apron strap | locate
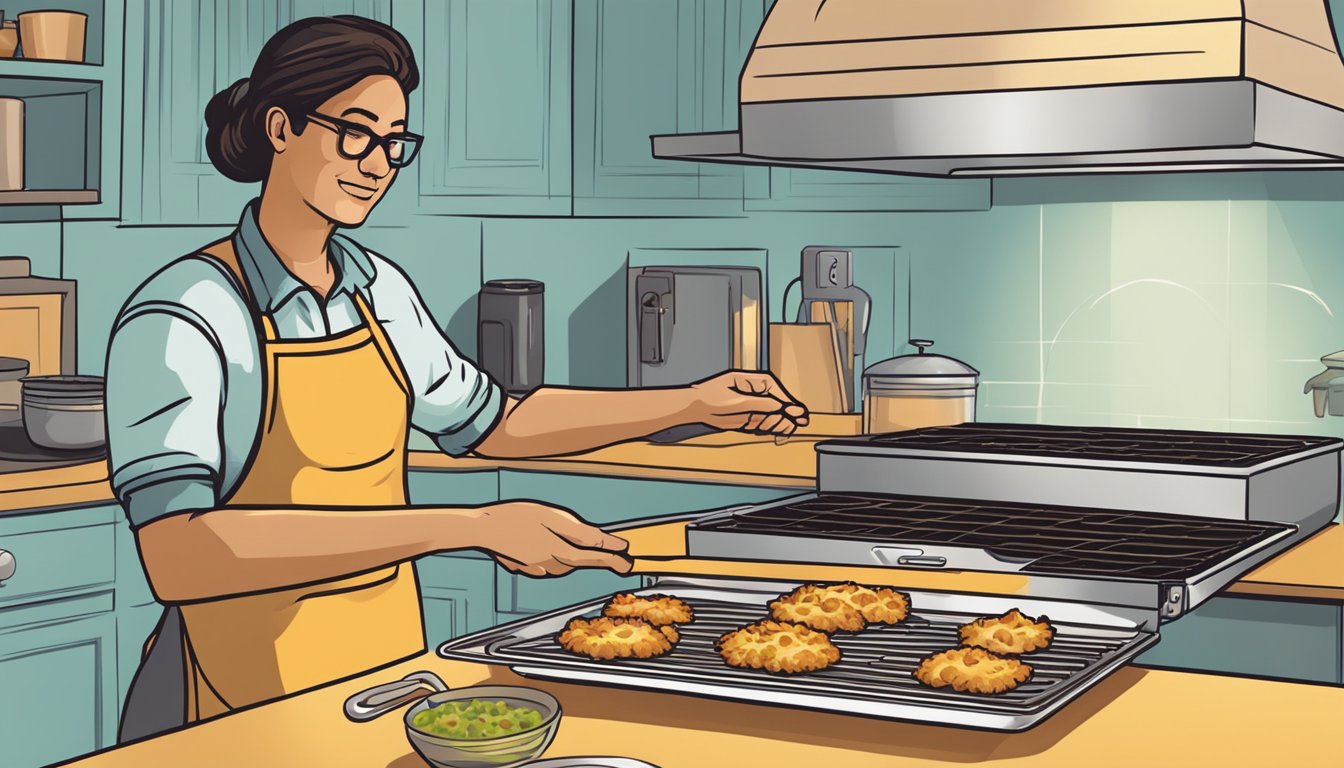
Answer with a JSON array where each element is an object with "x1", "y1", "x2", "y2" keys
[
  {"x1": 353, "y1": 291, "x2": 411, "y2": 397},
  {"x1": 199, "y1": 236, "x2": 280, "y2": 342}
]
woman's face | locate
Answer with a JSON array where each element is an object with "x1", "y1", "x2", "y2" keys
[{"x1": 268, "y1": 75, "x2": 407, "y2": 227}]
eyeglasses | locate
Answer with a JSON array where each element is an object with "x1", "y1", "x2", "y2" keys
[{"x1": 305, "y1": 112, "x2": 423, "y2": 168}]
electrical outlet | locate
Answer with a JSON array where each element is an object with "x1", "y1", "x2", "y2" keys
[{"x1": 815, "y1": 249, "x2": 852, "y2": 289}]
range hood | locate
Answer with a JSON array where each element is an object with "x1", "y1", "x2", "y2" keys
[{"x1": 653, "y1": 0, "x2": 1344, "y2": 177}]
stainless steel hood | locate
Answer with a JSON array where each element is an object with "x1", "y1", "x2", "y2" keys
[{"x1": 653, "y1": 0, "x2": 1344, "y2": 177}]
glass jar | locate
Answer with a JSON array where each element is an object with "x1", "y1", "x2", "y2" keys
[{"x1": 862, "y1": 340, "x2": 978, "y2": 434}]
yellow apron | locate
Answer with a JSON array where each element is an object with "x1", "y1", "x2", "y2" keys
[{"x1": 175, "y1": 240, "x2": 424, "y2": 721}]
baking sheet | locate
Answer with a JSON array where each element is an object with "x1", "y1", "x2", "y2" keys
[{"x1": 440, "y1": 583, "x2": 1159, "y2": 731}]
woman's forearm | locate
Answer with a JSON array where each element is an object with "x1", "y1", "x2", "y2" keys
[
  {"x1": 472, "y1": 386, "x2": 698, "y2": 458},
  {"x1": 137, "y1": 505, "x2": 487, "y2": 603}
]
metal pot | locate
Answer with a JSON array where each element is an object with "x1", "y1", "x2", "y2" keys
[
  {"x1": 861, "y1": 339, "x2": 978, "y2": 434},
  {"x1": 21, "y1": 375, "x2": 105, "y2": 450}
]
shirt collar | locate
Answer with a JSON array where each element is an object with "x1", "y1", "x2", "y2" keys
[{"x1": 232, "y1": 199, "x2": 376, "y2": 313}]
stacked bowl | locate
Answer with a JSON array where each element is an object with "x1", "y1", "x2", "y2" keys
[{"x1": 21, "y1": 375, "x2": 106, "y2": 450}]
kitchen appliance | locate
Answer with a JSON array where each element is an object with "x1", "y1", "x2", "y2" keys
[
  {"x1": 21, "y1": 375, "x2": 105, "y2": 450},
  {"x1": 1304, "y1": 350, "x2": 1344, "y2": 416},
  {"x1": 478, "y1": 279, "x2": 544, "y2": 396},
  {"x1": 628, "y1": 266, "x2": 762, "y2": 388},
  {"x1": 862, "y1": 339, "x2": 978, "y2": 433},
  {"x1": 16, "y1": 11, "x2": 86, "y2": 62},
  {"x1": 0, "y1": 98, "x2": 21, "y2": 191},
  {"x1": 654, "y1": 0, "x2": 1344, "y2": 176},
  {"x1": 441, "y1": 422, "x2": 1340, "y2": 730},
  {"x1": 0, "y1": 259, "x2": 77, "y2": 376},
  {"x1": 793, "y1": 247, "x2": 869, "y2": 411},
  {"x1": 0, "y1": 356, "x2": 27, "y2": 425}
]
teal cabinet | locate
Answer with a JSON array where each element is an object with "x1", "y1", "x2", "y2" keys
[
  {"x1": 745, "y1": 166, "x2": 991, "y2": 212},
  {"x1": 0, "y1": 607, "x2": 118, "y2": 768},
  {"x1": 0, "y1": 506, "x2": 116, "y2": 616},
  {"x1": 573, "y1": 0, "x2": 764, "y2": 216},
  {"x1": 419, "y1": 555, "x2": 497, "y2": 645},
  {"x1": 122, "y1": 0, "x2": 393, "y2": 224},
  {"x1": 495, "y1": 471, "x2": 796, "y2": 614},
  {"x1": 1138, "y1": 596, "x2": 1343, "y2": 684},
  {"x1": 402, "y1": 0, "x2": 572, "y2": 216}
]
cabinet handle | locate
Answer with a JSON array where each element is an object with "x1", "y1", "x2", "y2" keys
[{"x1": 0, "y1": 549, "x2": 13, "y2": 586}]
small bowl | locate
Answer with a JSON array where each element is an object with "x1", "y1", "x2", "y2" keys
[{"x1": 404, "y1": 686, "x2": 562, "y2": 768}]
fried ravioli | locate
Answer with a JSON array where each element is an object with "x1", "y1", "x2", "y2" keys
[
  {"x1": 769, "y1": 582, "x2": 909, "y2": 633},
  {"x1": 959, "y1": 609, "x2": 1054, "y2": 655},
  {"x1": 913, "y1": 647, "x2": 1033, "y2": 694},
  {"x1": 557, "y1": 616, "x2": 679, "y2": 660},
  {"x1": 601, "y1": 593, "x2": 694, "y2": 626},
  {"x1": 718, "y1": 620, "x2": 841, "y2": 674}
]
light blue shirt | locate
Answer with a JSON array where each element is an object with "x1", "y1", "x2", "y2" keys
[{"x1": 106, "y1": 201, "x2": 503, "y2": 527}]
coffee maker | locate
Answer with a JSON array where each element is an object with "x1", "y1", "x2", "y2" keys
[{"x1": 796, "y1": 247, "x2": 870, "y2": 411}]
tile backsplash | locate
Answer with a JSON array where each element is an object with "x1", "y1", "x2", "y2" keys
[{"x1": 9, "y1": 173, "x2": 1344, "y2": 439}]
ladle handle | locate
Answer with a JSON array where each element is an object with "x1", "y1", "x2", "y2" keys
[{"x1": 343, "y1": 671, "x2": 448, "y2": 722}]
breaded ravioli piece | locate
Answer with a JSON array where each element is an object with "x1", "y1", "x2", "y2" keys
[
  {"x1": 914, "y1": 647, "x2": 1033, "y2": 694},
  {"x1": 558, "y1": 617, "x2": 679, "y2": 660},
  {"x1": 769, "y1": 584, "x2": 866, "y2": 632},
  {"x1": 718, "y1": 620, "x2": 841, "y2": 674},
  {"x1": 959, "y1": 609, "x2": 1054, "y2": 655},
  {"x1": 770, "y1": 582, "x2": 910, "y2": 632},
  {"x1": 602, "y1": 593, "x2": 694, "y2": 626}
]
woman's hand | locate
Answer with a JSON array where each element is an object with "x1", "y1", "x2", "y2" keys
[
  {"x1": 688, "y1": 370, "x2": 810, "y2": 436},
  {"x1": 468, "y1": 501, "x2": 632, "y2": 578}
]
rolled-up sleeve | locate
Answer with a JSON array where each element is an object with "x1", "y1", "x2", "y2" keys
[
  {"x1": 107, "y1": 309, "x2": 224, "y2": 527},
  {"x1": 368, "y1": 256, "x2": 503, "y2": 456}
]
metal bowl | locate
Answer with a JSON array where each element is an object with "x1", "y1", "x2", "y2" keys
[
  {"x1": 404, "y1": 685, "x2": 562, "y2": 768},
  {"x1": 20, "y1": 376, "x2": 105, "y2": 450}
]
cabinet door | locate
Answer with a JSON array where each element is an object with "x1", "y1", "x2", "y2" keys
[
  {"x1": 574, "y1": 0, "x2": 764, "y2": 216},
  {"x1": 0, "y1": 506, "x2": 115, "y2": 619},
  {"x1": 123, "y1": 0, "x2": 393, "y2": 224},
  {"x1": 1137, "y1": 596, "x2": 1343, "y2": 684},
  {"x1": 420, "y1": 556, "x2": 497, "y2": 645},
  {"x1": 0, "y1": 612, "x2": 118, "y2": 768},
  {"x1": 402, "y1": 0, "x2": 572, "y2": 216},
  {"x1": 495, "y1": 472, "x2": 796, "y2": 614}
]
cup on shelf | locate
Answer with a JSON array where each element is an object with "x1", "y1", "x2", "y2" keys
[
  {"x1": 0, "y1": 19, "x2": 18, "y2": 58},
  {"x1": 16, "y1": 11, "x2": 87, "y2": 63}
]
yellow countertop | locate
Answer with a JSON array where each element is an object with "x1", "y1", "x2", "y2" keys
[
  {"x1": 63, "y1": 652, "x2": 1344, "y2": 767},
  {"x1": 4, "y1": 415, "x2": 1344, "y2": 601}
]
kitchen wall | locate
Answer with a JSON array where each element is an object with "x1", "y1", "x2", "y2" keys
[
  {"x1": 7, "y1": 0, "x2": 1344, "y2": 443},
  {"x1": 5, "y1": 172, "x2": 1337, "y2": 443}
]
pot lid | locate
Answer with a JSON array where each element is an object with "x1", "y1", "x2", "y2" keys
[
  {"x1": 863, "y1": 339, "x2": 979, "y2": 379},
  {"x1": 0, "y1": 356, "x2": 29, "y2": 374},
  {"x1": 21, "y1": 375, "x2": 105, "y2": 393},
  {"x1": 482, "y1": 279, "x2": 544, "y2": 295}
]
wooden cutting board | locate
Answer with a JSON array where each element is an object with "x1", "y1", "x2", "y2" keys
[{"x1": 769, "y1": 323, "x2": 845, "y2": 413}]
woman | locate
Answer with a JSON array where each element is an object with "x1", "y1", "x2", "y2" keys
[{"x1": 109, "y1": 16, "x2": 806, "y2": 741}]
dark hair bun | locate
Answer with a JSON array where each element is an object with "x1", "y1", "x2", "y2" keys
[
  {"x1": 201, "y1": 16, "x2": 419, "y2": 184},
  {"x1": 205, "y1": 77, "x2": 269, "y2": 183}
]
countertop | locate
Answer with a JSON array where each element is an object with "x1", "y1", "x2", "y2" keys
[
  {"x1": 62, "y1": 651, "x2": 1344, "y2": 767},
  {"x1": 4, "y1": 416, "x2": 1344, "y2": 602}
]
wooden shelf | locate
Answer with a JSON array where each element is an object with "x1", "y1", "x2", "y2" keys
[{"x1": 0, "y1": 190, "x2": 98, "y2": 205}]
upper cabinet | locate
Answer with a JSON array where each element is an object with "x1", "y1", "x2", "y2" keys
[
  {"x1": 401, "y1": 0, "x2": 572, "y2": 216},
  {"x1": 0, "y1": 0, "x2": 124, "y2": 218},
  {"x1": 118, "y1": 0, "x2": 990, "y2": 223},
  {"x1": 122, "y1": 0, "x2": 392, "y2": 225},
  {"x1": 572, "y1": 0, "x2": 764, "y2": 217}
]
